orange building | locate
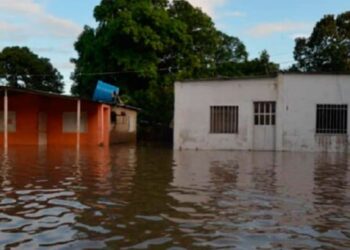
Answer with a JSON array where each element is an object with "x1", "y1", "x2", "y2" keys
[{"x1": 0, "y1": 87, "x2": 110, "y2": 147}]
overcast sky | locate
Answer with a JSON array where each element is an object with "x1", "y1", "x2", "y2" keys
[{"x1": 0, "y1": 0, "x2": 349, "y2": 93}]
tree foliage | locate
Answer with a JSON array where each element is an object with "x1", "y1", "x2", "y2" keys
[
  {"x1": 215, "y1": 50, "x2": 278, "y2": 77},
  {"x1": 0, "y1": 46, "x2": 64, "y2": 93},
  {"x1": 72, "y1": 0, "x2": 186, "y2": 97},
  {"x1": 71, "y1": 0, "x2": 278, "y2": 127},
  {"x1": 292, "y1": 11, "x2": 350, "y2": 72}
]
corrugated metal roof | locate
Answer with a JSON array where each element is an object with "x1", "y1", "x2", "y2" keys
[{"x1": 0, "y1": 86, "x2": 94, "y2": 102}]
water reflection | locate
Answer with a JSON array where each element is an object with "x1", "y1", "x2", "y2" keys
[
  {"x1": 0, "y1": 146, "x2": 349, "y2": 249},
  {"x1": 172, "y1": 150, "x2": 350, "y2": 249}
]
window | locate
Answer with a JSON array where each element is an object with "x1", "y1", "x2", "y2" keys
[
  {"x1": 116, "y1": 112, "x2": 127, "y2": 125},
  {"x1": 0, "y1": 112, "x2": 16, "y2": 132},
  {"x1": 254, "y1": 102, "x2": 276, "y2": 126},
  {"x1": 63, "y1": 112, "x2": 88, "y2": 133},
  {"x1": 210, "y1": 106, "x2": 238, "y2": 134},
  {"x1": 316, "y1": 104, "x2": 347, "y2": 134}
]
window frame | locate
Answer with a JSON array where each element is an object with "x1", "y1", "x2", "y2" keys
[
  {"x1": 210, "y1": 106, "x2": 239, "y2": 134},
  {"x1": 0, "y1": 111, "x2": 16, "y2": 132},
  {"x1": 62, "y1": 112, "x2": 88, "y2": 133},
  {"x1": 316, "y1": 104, "x2": 348, "y2": 135},
  {"x1": 254, "y1": 101, "x2": 276, "y2": 126}
]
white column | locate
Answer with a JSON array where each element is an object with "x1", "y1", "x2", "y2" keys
[
  {"x1": 101, "y1": 106, "x2": 104, "y2": 146},
  {"x1": 76, "y1": 100, "x2": 81, "y2": 149},
  {"x1": 4, "y1": 89, "x2": 8, "y2": 149}
]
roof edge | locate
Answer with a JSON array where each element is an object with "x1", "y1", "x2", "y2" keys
[
  {"x1": 177, "y1": 71, "x2": 350, "y2": 83},
  {"x1": 116, "y1": 104, "x2": 141, "y2": 112},
  {"x1": 0, "y1": 86, "x2": 113, "y2": 105},
  {"x1": 178, "y1": 74, "x2": 277, "y2": 83},
  {"x1": 280, "y1": 71, "x2": 350, "y2": 76}
]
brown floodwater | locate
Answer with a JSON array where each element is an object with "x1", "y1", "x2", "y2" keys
[{"x1": 0, "y1": 145, "x2": 350, "y2": 249}]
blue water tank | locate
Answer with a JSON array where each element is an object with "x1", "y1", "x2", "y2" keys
[{"x1": 92, "y1": 80, "x2": 119, "y2": 103}]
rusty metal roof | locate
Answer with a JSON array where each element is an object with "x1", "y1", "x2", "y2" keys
[{"x1": 0, "y1": 86, "x2": 140, "y2": 111}]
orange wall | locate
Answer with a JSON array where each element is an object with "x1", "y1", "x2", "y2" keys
[
  {"x1": 0, "y1": 93, "x2": 40, "y2": 145},
  {"x1": 0, "y1": 92, "x2": 110, "y2": 146}
]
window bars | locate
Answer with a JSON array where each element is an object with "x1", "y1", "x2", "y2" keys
[
  {"x1": 316, "y1": 104, "x2": 347, "y2": 134},
  {"x1": 254, "y1": 102, "x2": 276, "y2": 126},
  {"x1": 210, "y1": 106, "x2": 238, "y2": 134}
]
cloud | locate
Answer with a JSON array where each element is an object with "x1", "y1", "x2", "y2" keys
[
  {"x1": 0, "y1": 22, "x2": 29, "y2": 41},
  {"x1": 0, "y1": 0, "x2": 81, "y2": 40},
  {"x1": 0, "y1": 22, "x2": 20, "y2": 32},
  {"x1": 247, "y1": 21, "x2": 312, "y2": 38},
  {"x1": 187, "y1": 0, "x2": 228, "y2": 17},
  {"x1": 0, "y1": 0, "x2": 83, "y2": 93}
]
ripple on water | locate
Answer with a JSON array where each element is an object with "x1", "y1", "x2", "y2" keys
[
  {"x1": 123, "y1": 237, "x2": 172, "y2": 249},
  {"x1": 135, "y1": 215, "x2": 164, "y2": 222},
  {"x1": 0, "y1": 147, "x2": 350, "y2": 249},
  {"x1": 25, "y1": 207, "x2": 70, "y2": 218},
  {"x1": 48, "y1": 199, "x2": 90, "y2": 210}
]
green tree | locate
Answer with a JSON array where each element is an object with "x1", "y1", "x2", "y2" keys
[
  {"x1": 71, "y1": 0, "x2": 277, "y2": 129},
  {"x1": 215, "y1": 50, "x2": 278, "y2": 78},
  {"x1": 167, "y1": 0, "x2": 219, "y2": 79},
  {"x1": 71, "y1": 0, "x2": 188, "y2": 98},
  {"x1": 215, "y1": 32, "x2": 248, "y2": 64},
  {"x1": 0, "y1": 46, "x2": 64, "y2": 93},
  {"x1": 292, "y1": 11, "x2": 350, "y2": 72}
]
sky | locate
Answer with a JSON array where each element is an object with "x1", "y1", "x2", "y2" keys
[{"x1": 0, "y1": 0, "x2": 349, "y2": 93}]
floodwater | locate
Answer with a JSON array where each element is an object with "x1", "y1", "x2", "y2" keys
[{"x1": 0, "y1": 145, "x2": 350, "y2": 249}]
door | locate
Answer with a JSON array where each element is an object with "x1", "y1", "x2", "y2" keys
[
  {"x1": 253, "y1": 102, "x2": 276, "y2": 151},
  {"x1": 38, "y1": 112, "x2": 47, "y2": 145}
]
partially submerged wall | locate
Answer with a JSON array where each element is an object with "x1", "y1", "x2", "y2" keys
[
  {"x1": 174, "y1": 78, "x2": 277, "y2": 150},
  {"x1": 110, "y1": 106, "x2": 137, "y2": 144},
  {"x1": 276, "y1": 74, "x2": 350, "y2": 152},
  {"x1": 0, "y1": 92, "x2": 110, "y2": 146},
  {"x1": 174, "y1": 74, "x2": 350, "y2": 152}
]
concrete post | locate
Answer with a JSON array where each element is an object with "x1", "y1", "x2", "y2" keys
[
  {"x1": 100, "y1": 106, "x2": 104, "y2": 146},
  {"x1": 77, "y1": 99, "x2": 81, "y2": 149},
  {"x1": 4, "y1": 89, "x2": 8, "y2": 149}
]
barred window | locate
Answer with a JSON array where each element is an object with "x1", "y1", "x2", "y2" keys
[
  {"x1": 316, "y1": 104, "x2": 347, "y2": 134},
  {"x1": 0, "y1": 111, "x2": 16, "y2": 132},
  {"x1": 62, "y1": 112, "x2": 88, "y2": 133},
  {"x1": 116, "y1": 112, "x2": 128, "y2": 124},
  {"x1": 254, "y1": 102, "x2": 276, "y2": 125},
  {"x1": 210, "y1": 106, "x2": 238, "y2": 134}
]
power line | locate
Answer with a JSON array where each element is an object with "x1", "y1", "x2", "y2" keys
[
  {"x1": 74, "y1": 67, "x2": 172, "y2": 76},
  {"x1": 0, "y1": 67, "x2": 174, "y2": 78}
]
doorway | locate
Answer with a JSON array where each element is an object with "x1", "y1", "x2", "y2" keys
[
  {"x1": 253, "y1": 102, "x2": 276, "y2": 151},
  {"x1": 38, "y1": 112, "x2": 47, "y2": 145}
]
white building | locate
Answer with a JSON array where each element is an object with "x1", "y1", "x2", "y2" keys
[{"x1": 174, "y1": 73, "x2": 350, "y2": 152}]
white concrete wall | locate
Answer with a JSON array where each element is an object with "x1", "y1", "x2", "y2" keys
[
  {"x1": 174, "y1": 78, "x2": 277, "y2": 150},
  {"x1": 174, "y1": 74, "x2": 350, "y2": 152},
  {"x1": 276, "y1": 74, "x2": 350, "y2": 152}
]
